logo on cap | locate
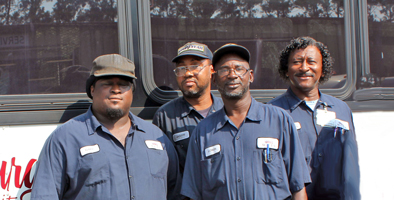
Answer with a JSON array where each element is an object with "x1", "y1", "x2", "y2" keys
[{"x1": 178, "y1": 44, "x2": 205, "y2": 55}]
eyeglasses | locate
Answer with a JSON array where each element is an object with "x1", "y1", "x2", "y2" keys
[
  {"x1": 173, "y1": 64, "x2": 209, "y2": 77},
  {"x1": 216, "y1": 65, "x2": 250, "y2": 77}
]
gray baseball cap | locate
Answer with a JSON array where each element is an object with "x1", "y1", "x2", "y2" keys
[
  {"x1": 172, "y1": 42, "x2": 213, "y2": 62},
  {"x1": 86, "y1": 54, "x2": 137, "y2": 99},
  {"x1": 212, "y1": 43, "x2": 250, "y2": 68}
]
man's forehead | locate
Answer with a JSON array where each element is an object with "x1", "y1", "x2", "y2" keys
[
  {"x1": 176, "y1": 55, "x2": 206, "y2": 64},
  {"x1": 290, "y1": 46, "x2": 321, "y2": 58},
  {"x1": 217, "y1": 54, "x2": 248, "y2": 66}
]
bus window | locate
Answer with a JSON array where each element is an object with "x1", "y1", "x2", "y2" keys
[
  {"x1": 149, "y1": 0, "x2": 348, "y2": 93},
  {"x1": 0, "y1": 0, "x2": 119, "y2": 95},
  {"x1": 366, "y1": 1, "x2": 394, "y2": 88}
]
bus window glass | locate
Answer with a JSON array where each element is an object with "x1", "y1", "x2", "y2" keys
[
  {"x1": 367, "y1": 1, "x2": 394, "y2": 88},
  {"x1": 150, "y1": 0, "x2": 347, "y2": 91},
  {"x1": 0, "y1": 0, "x2": 119, "y2": 95}
]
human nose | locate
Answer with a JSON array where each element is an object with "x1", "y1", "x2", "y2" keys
[
  {"x1": 184, "y1": 68, "x2": 195, "y2": 77},
  {"x1": 111, "y1": 84, "x2": 122, "y2": 93},
  {"x1": 299, "y1": 61, "x2": 309, "y2": 72},
  {"x1": 227, "y1": 68, "x2": 238, "y2": 78}
]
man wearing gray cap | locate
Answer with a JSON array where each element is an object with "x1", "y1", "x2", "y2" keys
[
  {"x1": 31, "y1": 54, "x2": 182, "y2": 200},
  {"x1": 181, "y1": 44, "x2": 310, "y2": 200},
  {"x1": 153, "y1": 42, "x2": 223, "y2": 173}
]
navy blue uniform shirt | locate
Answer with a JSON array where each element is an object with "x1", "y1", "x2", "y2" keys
[
  {"x1": 181, "y1": 98, "x2": 310, "y2": 200},
  {"x1": 269, "y1": 88, "x2": 360, "y2": 200},
  {"x1": 152, "y1": 93, "x2": 223, "y2": 172},
  {"x1": 31, "y1": 107, "x2": 182, "y2": 200}
]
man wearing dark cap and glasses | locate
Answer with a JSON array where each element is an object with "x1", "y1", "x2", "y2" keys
[
  {"x1": 153, "y1": 42, "x2": 223, "y2": 174},
  {"x1": 181, "y1": 44, "x2": 310, "y2": 200},
  {"x1": 31, "y1": 54, "x2": 182, "y2": 200}
]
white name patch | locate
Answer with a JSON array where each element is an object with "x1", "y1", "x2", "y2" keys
[
  {"x1": 80, "y1": 144, "x2": 100, "y2": 156},
  {"x1": 205, "y1": 144, "x2": 221, "y2": 157},
  {"x1": 173, "y1": 131, "x2": 190, "y2": 142},
  {"x1": 316, "y1": 109, "x2": 336, "y2": 126},
  {"x1": 145, "y1": 140, "x2": 164, "y2": 150},
  {"x1": 325, "y1": 119, "x2": 350, "y2": 130},
  {"x1": 294, "y1": 122, "x2": 301, "y2": 130},
  {"x1": 257, "y1": 138, "x2": 279, "y2": 150}
]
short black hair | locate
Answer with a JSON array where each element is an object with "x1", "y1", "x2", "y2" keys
[{"x1": 278, "y1": 36, "x2": 333, "y2": 83}]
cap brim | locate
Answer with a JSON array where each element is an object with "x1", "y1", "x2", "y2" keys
[
  {"x1": 212, "y1": 45, "x2": 250, "y2": 67},
  {"x1": 171, "y1": 53, "x2": 210, "y2": 63}
]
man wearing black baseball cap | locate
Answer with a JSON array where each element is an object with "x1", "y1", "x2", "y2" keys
[
  {"x1": 32, "y1": 54, "x2": 182, "y2": 200},
  {"x1": 181, "y1": 44, "x2": 310, "y2": 200},
  {"x1": 153, "y1": 42, "x2": 223, "y2": 174}
]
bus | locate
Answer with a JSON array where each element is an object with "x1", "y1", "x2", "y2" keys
[{"x1": 1, "y1": 0, "x2": 393, "y2": 199}]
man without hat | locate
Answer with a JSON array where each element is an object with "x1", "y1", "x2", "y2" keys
[
  {"x1": 153, "y1": 42, "x2": 223, "y2": 173},
  {"x1": 31, "y1": 54, "x2": 182, "y2": 200},
  {"x1": 181, "y1": 44, "x2": 311, "y2": 199},
  {"x1": 269, "y1": 36, "x2": 360, "y2": 199}
]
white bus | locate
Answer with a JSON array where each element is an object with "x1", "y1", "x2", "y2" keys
[{"x1": 1, "y1": 0, "x2": 393, "y2": 199}]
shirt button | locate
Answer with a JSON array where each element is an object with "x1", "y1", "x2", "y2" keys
[
  {"x1": 129, "y1": 175, "x2": 133, "y2": 178},
  {"x1": 237, "y1": 178, "x2": 241, "y2": 182},
  {"x1": 318, "y1": 153, "x2": 322, "y2": 157},
  {"x1": 131, "y1": 196, "x2": 135, "y2": 199},
  {"x1": 126, "y1": 156, "x2": 129, "y2": 159},
  {"x1": 237, "y1": 157, "x2": 241, "y2": 161},
  {"x1": 236, "y1": 136, "x2": 240, "y2": 140}
]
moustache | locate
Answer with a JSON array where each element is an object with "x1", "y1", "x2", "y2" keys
[
  {"x1": 182, "y1": 78, "x2": 197, "y2": 85},
  {"x1": 225, "y1": 81, "x2": 243, "y2": 86},
  {"x1": 295, "y1": 72, "x2": 314, "y2": 77}
]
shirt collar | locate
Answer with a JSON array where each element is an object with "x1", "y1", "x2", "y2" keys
[
  {"x1": 214, "y1": 97, "x2": 261, "y2": 131},
  {"x1": 180, "y1": 93, "x2": 223, "y2": 118},
  {"x1": 286, "y1": 88, "x2": 333, "y2": 111},
  {"x1": 85, "y1": 106, "x2": 145, "y2": 135}
]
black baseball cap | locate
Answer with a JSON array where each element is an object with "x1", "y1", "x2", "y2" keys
[
  {"x1": 172, "y1": 42, "x2": 213, "y2": 62},
  {"x1": 212, "y1": 43, "x2": 251, "y2": 67},
  {"x1": 86, "y1": 54, "x2": 137, "y2": 99}
]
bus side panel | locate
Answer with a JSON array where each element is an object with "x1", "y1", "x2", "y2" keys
[
  {"x1": 353, "y1": 111, "x2": 394, "y2": 200},
  {"x1": 0, "y1": 124, "x2": 58, "y2": 200}
]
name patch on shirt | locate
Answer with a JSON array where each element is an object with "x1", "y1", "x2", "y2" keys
[
  {"x1": 316, "y1": 109, "x2": 336, "y2": 126},
  {"x1": 205, "y1": 144, "x2": 221, "y2": 157},
  {"x1": 80, "y1": 144, "x2": 100, "y2": 156},
  {"x1": 145, "y1": 140, "x2": 164, "y2": 150},
  {"x1": 257, "y1": 138, "x2": 279, "y2": 150},
  {"x1": 173, "y1": 131, "x2": 190, "y2": 142},
  {"x1": 294, "y1": 122, "x2": 301, "y2": 130},
  {"x1": 325, "y1": 119, "x2": 350, "y2": 130}
]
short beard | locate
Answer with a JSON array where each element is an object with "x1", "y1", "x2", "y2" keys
[
  {"x1": 218, "y1": 85, "x2": 248, "y2": 99},
  {"x1": 106, "y1": 108, "x2": 124, "y2": 120},
  {"x1": 181, "y1": 81, "x2": 209, "y2": 99}
]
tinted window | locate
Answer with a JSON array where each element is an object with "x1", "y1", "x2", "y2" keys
[
  {"x1": 367, "y1": 1, "x2": 394, "y2": 88},
  {"x1": 150, "y1": 0, "x2": 347, "y2": 91},
  {"x1": 0, "y1": 0, "x2": 118, "y2": 95}
]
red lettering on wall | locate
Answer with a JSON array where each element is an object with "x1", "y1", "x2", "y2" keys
[{"x1": 0, "y1": 157, "x2": 37, "y2": 191}]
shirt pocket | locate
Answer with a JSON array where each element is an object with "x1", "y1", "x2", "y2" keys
[
  {"x1": 253, "y1": 150, "x2": 284, "y2": 184},
  {"x1": 200, "y1": 154, "x2": 226, "y2": 190},
  {"x1": 78, "y1": 152, "x2": 110, "y2": 199},
  {"x1": 146, "y1": 149, "x2": 169, "y2": 179}
]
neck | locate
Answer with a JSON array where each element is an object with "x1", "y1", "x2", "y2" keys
[
  {"x1": 222, "y1": 92, "x2": 252, "y2": 128},
  {"x1": 291, "y1": 86, "x2": 320, "y2": 101},
  {"x1": 183, "y1": 88, "x2": 213, "y2": 111},
  {"x1": 93, "y1": 109, "x2": 131, "y2": 131}
]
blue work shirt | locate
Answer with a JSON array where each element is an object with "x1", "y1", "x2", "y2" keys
[
  {"x1": 269, "y1": 88, "x2": 360, "y2": 200},
  {"x1": 153, "y1": 93, "x2": 223, "y2": 172},
  {"x1": 181, "y1": 98, "x2": 311, "y2": 200},
  {"x1": 31, "y1": 107, "x2": 182, "y2": 200}
]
